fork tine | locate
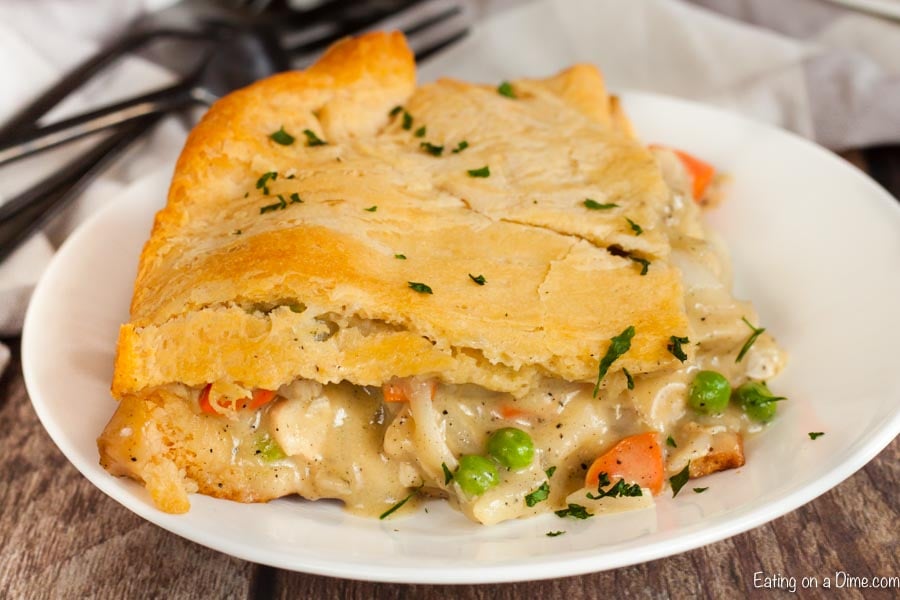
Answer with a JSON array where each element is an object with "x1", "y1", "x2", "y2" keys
[
  {"x1": 402, "y1": 2, "x2": 471, "y2": 61},
  {"x1": 282, "y1": 0, "x2": 431, "y2": 55},
  {"x1": 0, "y1": 29, "x2": 208, "y2": 140},
  {"x1": 404, "y1": 5, "x2": 463, "y2": 39},
  {"x1": 287, "y1": 0, "x2": 470, "y2": 68},
  {"x1": 412, "y1": 27, "x2": 469, "y2": 64},
  {"x1": 0, "y1": 116, "x2": 158, "y2": 263}
]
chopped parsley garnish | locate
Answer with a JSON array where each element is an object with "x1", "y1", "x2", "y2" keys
[
  {"x1": 468, "y1": 273, "x2": 486, "y2": 285},
  {"x1": 468, "y1": 165, "x2": 490, "y2": 178},
  {"x1": 555, "y1": 503, "x2": 593, "y2": 520},
  {"x1": 608, "y1": 246, "x2": 650, "y2": 275},
  {"x1": 808, "y1": 432, "x2": 825, "y2": 440},
  {"x1": 593, "y1": 325, "x2": 635, "y2": 397},
  {"x1": 545, "y1": 466, "x2": 557, "y2": 478},
  {"x1": 497, "y1": 81, "x2": 516, "y2": 98},
  {"x1": 625, "y1": 217, "x2": 644, "y2": 236},
  {"x1": 378, "y1": 485, "x2": 422, "y2": 520},
  {"x1": 584, "y1": 199, "x2": 618, "y2": 210},
  {"x1": 364, "y1": 205, "x2": 378, "y2": 212},
  {"x1": 667, "y1": 335, "x2": 690, "y2": 363},
  {"x1": 546, "y1": 531, "x2": 566, "y2": 537},
  {"x1": 623, "y1": 367, "x2": 634, "y2": 390},
  {"x1": 259, "y1": 194, "x2": 287, "y2": 214},
  {"x1": 302, "y1": 129, "x2": 326, "y2": 147},
  {"x1": 389, "y1": 105, "x2": 403, "y2": 117},
  {"x1": 414, "y1": 125, "x2": 426, "y2": 138},
  {"x1": 289, "y1": 193, "x2": 303, "y2": 204},
  {"x1": 630, "y1": 256, "x2": 650, "y2": 276},
  {"x1": 442, "y1": 462, "x2": 454, "y2": 484},
  {"x1": 408, "y1": 281, "x2": 433, "y2": 294},
  {"x1": 402, "y1": 110, "x2": 413, "y2": 131},
  {"x1": 693, "y1": 487, "x2": 709, "y2": 494},
  {"x1": 670, "y1": 462, "x2": 690, "y2": 497},
  {"x1": 420, "y1": 142, "x2": 444, "y2": 156},
  {"x1": 736, "y1": 317, "x2": 766, "y2": 363},
  {"x1": 525, "y1": 482, "x2": 550, "y2": 507},
  {"x1": 269, "y1": 126, "x2": 295, "y2": 146},
  {"x1": 394, "y1": 253, "x2": 407, "y2": 260},
  {"x1": 256, "y1": 171, "x2": 278, "y2": 195},
  {"x1": 451, "y1": 140, "x2": 469, "y2": 154},
  {"x1": 585, "y1": 473, "x2": 643, "y2": 499},
  {"x1": 666, "y1": 435, "x2": 677, "y2": 448}
]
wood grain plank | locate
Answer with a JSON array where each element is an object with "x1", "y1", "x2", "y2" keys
[{"x1": 0, "y1": 341, "x2": 258, "y2": 600}]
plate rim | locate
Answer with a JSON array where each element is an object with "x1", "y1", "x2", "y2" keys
[{"x1": 21, "y1": 90, "x2": 900, "y2": 584}]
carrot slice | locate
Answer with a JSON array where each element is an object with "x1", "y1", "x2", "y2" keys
[
  {"x1": 585, "y1": 432, "x2": 664, "y2": 495},
  {"x1": 249, "y1": 389, "x2": 276, "y2": 409},
  {"x1": 198, "y1": 384, "x2": 216, "y2": 415}
]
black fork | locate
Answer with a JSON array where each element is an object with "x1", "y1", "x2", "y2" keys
[{"x1": 0, "y1": 1, "x2": 471, "y2": 264}]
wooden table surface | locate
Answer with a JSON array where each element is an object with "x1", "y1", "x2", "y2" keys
[{"x1": 1, "y1": 149, "x2": 898, "y2": 599}]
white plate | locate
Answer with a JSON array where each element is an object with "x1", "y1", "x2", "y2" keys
[{"x1": 22, "y1": 93, "x2": 900, "y2": 584}]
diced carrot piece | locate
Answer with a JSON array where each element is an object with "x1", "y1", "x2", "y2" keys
[
  {"x1": 585, "y1": 432, "x2": 664, "y2": 495},
  {"x1": 650, "y1": 145, "x2": 716, "y2": 201},
  {"x1": 671, "y1": 148, "x2": 715, "y2": 200},
  {"x1": 382, "y1": 378, "x2": 437, "y2": 403},
  {"x1": 382, "y1": 382, "x2": 409, "y2": 403},
  {"x1": 200, "y1": 385, "x2": 276, "y2": 413},
  {"x1": 198, "y1": 384, "x2": 216, "y2": 414},
  {"x1": 249, "y1": 389, "x2": 277, "y2": 409},
  {"x1": 499, "y1": 405, "x2": 529, "y2": 420}
]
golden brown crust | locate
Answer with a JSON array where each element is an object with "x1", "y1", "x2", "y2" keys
[
  {"x1": 99, "y1": 391, "x2": 304, "y2": 512},
  {"x1": 112, "y1": 32, "x2": 688, "y2": 400},
  {"x1": 531, "y1": 64, "x2": 612, "y2": 126},
  {"x1": 689, "y1": 432, "x2": 746, "y2": 478},
  {"x1": 130, "y1": 31, "x2": 416, "y2": 319},
  {"x1": 609, "y1": 95, "x2": 636, "y2": 138}
]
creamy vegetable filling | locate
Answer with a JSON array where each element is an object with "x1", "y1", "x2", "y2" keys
[{"x1": 162, "y1": 269, "x2": 785, "y2": 525}]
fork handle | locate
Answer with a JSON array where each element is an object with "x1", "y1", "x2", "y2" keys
[
  {"x1": 0, "y1": 82, "x2": 203, "y2": 168},
  {"x1": 0, "y1": 28, "x2": 206, "y2": 139},
  {"x1": 0, "y1": 115, "x2": 160, "y2": 264}
]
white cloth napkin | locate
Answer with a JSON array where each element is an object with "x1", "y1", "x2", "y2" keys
[
  {"x1": 2, "y1": 0, "x2": 900, "y2": 377},
  {"x1": 0, "y1": 0, "x2": 184, "y2": 375}
]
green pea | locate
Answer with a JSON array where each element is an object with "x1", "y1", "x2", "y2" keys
[
  {"x1": 486, "y1": 427, "x2": 535, "y2": 469},
  {"x1": 734, "y1": 381, "x2": 785, "y2": 423},
  {"x1": 688, "y1": 370, "x2": 731, "y2": 414},
  {"x1": 455, "y1": 455, "x2": 500, "y2": 496},
  {"x1": 255, "y1": 434, "x2": 286, "y2": 462}
]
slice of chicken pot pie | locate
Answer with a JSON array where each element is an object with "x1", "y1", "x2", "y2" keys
[{"x1": 99, "y1": 32, "x2": 786, "y2": 523}]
